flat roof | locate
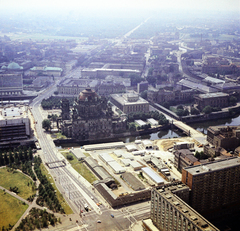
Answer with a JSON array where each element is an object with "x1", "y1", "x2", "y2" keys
[
  {"x1": 83, "y1": 142, "x2": 125, "y2": 151},
  {"x1": 111, "y1": 93, "x2": 149, "y2": 106},
  {"x1": 142, "y1": 167, "x2": 164, "y2": 184},
  {"x1": 184, "y1": 157, "x2": 240, "y2": 175},
  {"x1": 108, "y1": 161, "x2": 126, "y2": 173},
  {"x1": 99, "y1": 153, "x2": 115, "y2": 163},
  {"x1": 70, "y1": 148, "x2": 86, "y2": 159},
  {"x1": 197, "y1": 92, "x2": 228, "y2": 99}
]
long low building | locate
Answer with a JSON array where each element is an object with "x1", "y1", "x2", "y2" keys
[
  {"x1": 108, "y1": 161, "x2": 126, "y2": 174},
  {"x1": 70, "y1": 148, "x2": 86, "y2": 160},
  {"x1": 83, "y1": 142, "x2": 125, "y2": 151},
  {"x1": 122, "y1": 172, "x2": 145, "y2": 191},
  {"x1": 141, "y1": 167, "x2": 164, "y2": 185}
]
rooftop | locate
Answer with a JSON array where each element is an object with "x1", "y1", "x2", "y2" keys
[
  {"x1": 197, "y1": 92, "x2": 228, "y2": 99},
  {"x1": 155, "y1": 185, "x2": 219, "y2": 231},
  {"x1": 184, "y1": 157, "x2": 240, "y2": 175}
]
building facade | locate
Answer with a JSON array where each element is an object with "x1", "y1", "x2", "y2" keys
[
  {"x1": 182, "y1": 157, "x2": 240, "y2": 218},
  {"x1": 207, "y1": 126, "x2": 240, "y2": 150},
  {"x1": 151, "y1": 183, "x2": 219, "y2": 231},
  {"x1": 174, "y1": 149, "x2": 200, "y2": 172},
  {"x1": 110, "y1": 92, "x2": 149, "y2": 114},
  {"x1": 0, "y1": 74, "x2": 23, "y2": 96},
  {"x1": 194, "y1": 92, "x2": 229, "y2": 111}
]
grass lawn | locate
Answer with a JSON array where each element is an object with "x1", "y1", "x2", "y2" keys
[
  {"x1": 40, "y1": 164, "x2": 73, "y2": 214},
  {"x1": 0, "y1": 189, "x2": 28, "y2": 228},
  {"x1": 61, "y1": 152, "x2": 97, "y2": 183},
  {"x1": 0, "y1": 168, "x2": 36, "y2": 200}
]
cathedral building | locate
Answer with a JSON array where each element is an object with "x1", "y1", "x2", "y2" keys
[{"x1": 61, "y1": 88, "x2": 127, "y2": 141}]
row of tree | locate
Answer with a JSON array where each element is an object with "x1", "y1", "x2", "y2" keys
[
  {"x1": 34, "y1": 156, "x2": 64, "y2": 213},
  {"x1": 0, "y1": 147, "x2": 33, "y2": 168},
  {"x1": 41, "y1": 96, "x2": 74, "y2": 110}
]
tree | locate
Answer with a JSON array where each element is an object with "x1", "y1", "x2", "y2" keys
[
  {"x1": 229, "y1": 96, "x2": 237, "y2": 106},
  {"x1": 191, "y1": 107, "x2": 200, "y2": 115},
  {"x1": 66, "y1": 154, "x2": 73, "y2": 160},
  {"x1": 202, "y1": 105, "x2": 212, "y2": 114},
  {"x1": 177, "y1": 105, "x2": 184, "y2": 110},
  {"x1": 128, "y1": 123, "x2": 136, "y2": 132},
  {"x1": 42, "y1": 119, "x2": 51, "y2": 131},
  {"x1": 129, "y1": 74, "x2": 142, "y2": 86}
]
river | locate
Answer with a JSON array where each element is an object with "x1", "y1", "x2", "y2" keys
[{"x1": 120, "y1": 114, "x2": 240, "y2": 143}]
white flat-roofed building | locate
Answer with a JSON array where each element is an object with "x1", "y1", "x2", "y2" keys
[
  {"x1": 119, "y1": 158, "x2": 131, "y2": 166},
  {"x1": 70, "y1": 148, "x2": 86, "y2": 160},
  {"x1": 130, "y1": 161, "x2": 144, "y2": 171},
  {"x1": 98, "y1": 153, "x2": 115, "y2": 163},
  {"x1": 142, "y1": 140, "x2": 153, "y2": 149},
  {"x1": 126, "y1": 144, "x2": 138, "y2": 152},
  {"x1": 121, "y1": 152, "x2": 134, "y2": 160},
  {"x1": 135, "y1": 120, "x2": 146, "y2": 127},
  {"x1": 108, "y1": 161, "x2": 126, "y2": 174},
  {"x1": 173, "y1": 142, "x2": 195, "y2": 150},
  {"x1": 141, "y1": 167, "x2": 164, "y2": 185},
  {"x1": 132, "y1": 150, "x2": 145, "y2": 156},
  {"x1": 83, "y1": 142, "x2": 125, "y2": 151},
  {"x1": 147, "y1": 118, "x2": 158, "y2": 126},
  {"x1": 113, "y1": 149, "x2": 124, "y2": 157}
]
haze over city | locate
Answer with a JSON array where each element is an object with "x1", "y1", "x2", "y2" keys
[{"x1": 0, "y1": 0, "x2": 240, "y2": 230}]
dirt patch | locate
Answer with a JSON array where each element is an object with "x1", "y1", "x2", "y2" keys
[{"x1": 156, "y1": 137, "x2": 195, "y2": 151}]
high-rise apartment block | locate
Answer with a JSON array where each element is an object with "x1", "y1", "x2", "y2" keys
[
  {"x1": 182, "y1": 157, "x2": 240, "y2": 218},
  {"x1": 150, "y1": 183, "x2": 219, "y2": 231}
]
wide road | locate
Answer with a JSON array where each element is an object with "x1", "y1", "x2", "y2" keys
[{"x1": 29, "y1": 76, "x2": 150, "y2": 230}]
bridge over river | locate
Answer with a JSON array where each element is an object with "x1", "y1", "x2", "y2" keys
[{"x1": 151, "y1": 103, "x2": 208, "y2": 145}]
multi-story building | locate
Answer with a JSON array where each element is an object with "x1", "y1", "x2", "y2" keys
[
  {"x1": 0, "y1": 105, "x2": 33, "y2": 148},
  {"x1": 30, "y1": 66, "x2": 63, "y2": 77},
  {"x1": 174, "y1": 149, "x2": 200, "y2": 172},
  {"x1": 57, "y1": 78, "x2": 99, "y2": 96},
  {"x1": 0, "y1": 74, "x2": 23, "y2": 96},
  {"x1": 110, "y1": 92, "x2": 149, "y2": 114},
  {"x1": 207, "y1": 126, "x2": 240, "y2": 150},
  {"x1": 137, "y1": 81, "x2": 148, "y2": 93},
  {"x1": 194, "y1": 92, "x2": 229, "y2": 111},
  {"x1": 150, "y1": 183, "x2": 219, "y2": 231},
  {"x1": 182, "y1": 157, "x2": 240, "y2": 218}
]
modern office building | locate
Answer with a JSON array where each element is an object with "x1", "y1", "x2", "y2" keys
[
  {"x1": 182, "y1": 157, "x2": 240, "y2": 218},
  {"x1": 151, "y1": 183, "x2": 219, "y2": 231}
]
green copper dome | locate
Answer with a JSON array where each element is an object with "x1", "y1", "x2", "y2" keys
[{"x1": 7, "y1": 62, "x2": 23, "y2": 70}]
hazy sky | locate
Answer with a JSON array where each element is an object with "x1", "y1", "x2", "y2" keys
[{"x1": 0, "y1": 0, "x2": 239, "y2": 13}]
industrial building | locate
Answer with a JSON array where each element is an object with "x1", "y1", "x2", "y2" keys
[
  {"x1": 141, "y1": 167, "x2": 164, "y2": 185},
  {"x1": 70, "y1": 148, "x2": 86, "y2": 160},
  {"x1": 182, "y1": 157, "x2": 240, "y2": 218},
  {"x1": 121, "y1": 172, "x2": 145, "y2": 191},
  {"x1": 83, "y1": 142, "x2": 125, "y2": 151},
  {"x1": 151, "y1": 183, "x2": 219, "y2": 231}
]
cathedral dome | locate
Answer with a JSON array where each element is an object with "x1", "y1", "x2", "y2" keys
[
  {"x1": 78, "y1": 88, "x2": 98, "y2": 101},
  {"x1": 7, "y1": 62, "x2": 23, "y2": 70}
]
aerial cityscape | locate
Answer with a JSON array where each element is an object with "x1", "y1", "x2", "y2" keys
[{"x1": 0, "y1": 0, "x2": 239, "y2": 230}]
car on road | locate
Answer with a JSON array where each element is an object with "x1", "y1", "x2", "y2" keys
[{"x1": 111, "y1": 214, "x2": 114, "y2": 218}]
